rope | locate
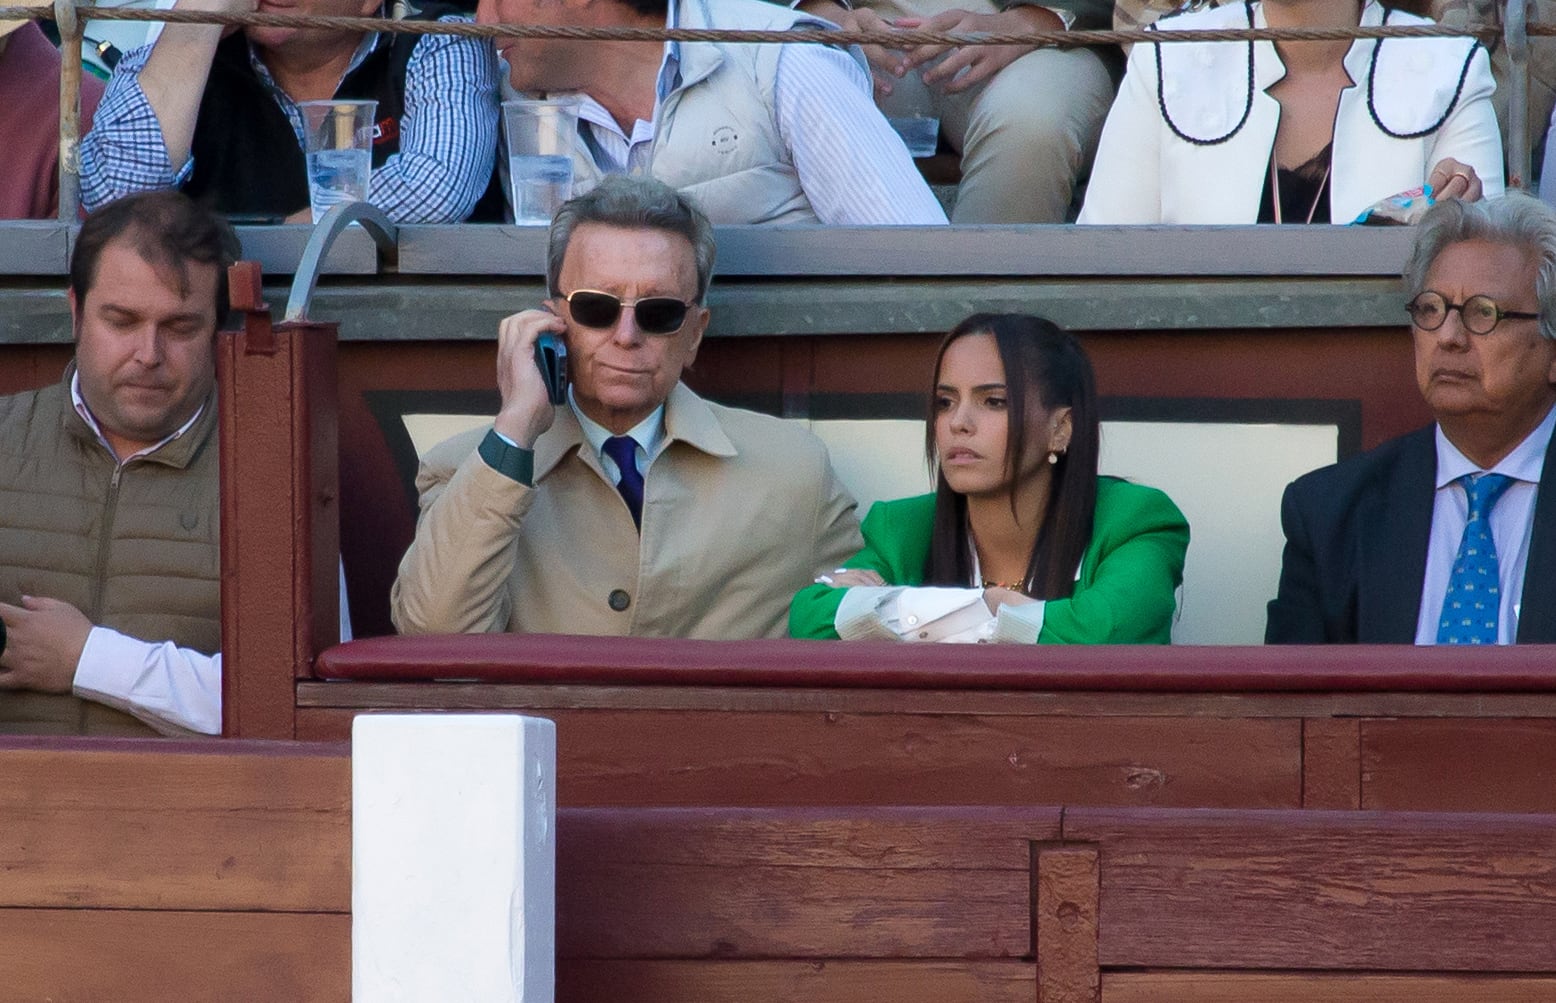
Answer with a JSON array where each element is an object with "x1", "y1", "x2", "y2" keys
[{"x1": 0, "y1": 5, "x2": 1519, "y2": 49}]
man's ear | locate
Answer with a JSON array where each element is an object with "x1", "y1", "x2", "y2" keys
[
  {"x1": 681, "y1": 304, "x2": 709, "y2": 371},
  {"x1": 67, "y1": 289, "x2": 80, "y2": 339}
]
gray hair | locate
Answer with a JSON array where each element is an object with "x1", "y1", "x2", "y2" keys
[
  {"x1": 1404, "y1": 192, "x2": 1556, "y2": 342},
  {"x1": 546, "y1": 175, "x2": 716, "y2": 302}
]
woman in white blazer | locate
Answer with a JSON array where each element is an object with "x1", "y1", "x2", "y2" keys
[{"x1": 1078, "y1": 0, "x2": 1504, "y2": 224}]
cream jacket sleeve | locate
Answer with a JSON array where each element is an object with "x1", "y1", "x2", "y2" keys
[{"x1": 391, "y1": 435, "x2": 531, "y2": 635}]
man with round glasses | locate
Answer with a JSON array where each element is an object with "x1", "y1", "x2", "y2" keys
[
  {"x1": 1268, "y1": 193, "x2": 1556, "y2": 644},
  {"x1": 392, "y1": 176, "x2": 862, "y2": 639}
]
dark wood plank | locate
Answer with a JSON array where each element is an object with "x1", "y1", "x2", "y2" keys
[
  {"x1": 560, "y1": 866, "x2": 1030, "y2": 959},
  {"x1": 1302, "y1": 718, "x2": 1361, "y2": 809},
  {"x1": 295, "y1": 681, "x2": 1556, "y2": 720},
  {"x1": 1362, "y1": 719, "x2": 1556, "y2": 812},
  {"x1": 1037, "y1": 846, "x2": 1100, "y2": 1003},
  {"x1": 1103, "y1": 972, "x2": 1556, "y2": 1002},
  {"x1": 218, "y1": 313, "x2": 340, "y2": 739},
  {"x1": 0, "y1": 742, "x2": 350, "y2": 911},
  {"x1": 560, "y1": 806, "x2": 1057, "y2": 869},
  {"x1": 306, "y1": 709, "x2": 1299, "y2": 807},
  {"x1": 559, "y1": 960, "x2": 1036, "y2": 1003},
  {"x1": 553, "y1": 711, "x2": 1299, "y2": 807},
  {"x1": 557, "y1": 807, "x2": 1058, "y2": 960},
  {"x1": 0, "y1": 908, "x2": 349, "y2": 1002},
  {"x1": 1067, "y1": 808, "x2": 1556, "y2": 972}
]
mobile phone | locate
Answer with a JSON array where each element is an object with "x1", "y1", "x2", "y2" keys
[{"x1": 533, "y1": 333, "x2": 568, "y2": 406}]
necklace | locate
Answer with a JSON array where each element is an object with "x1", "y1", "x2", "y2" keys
[
  {"x1": 981, "y1": 578, "x2": 1031, "y2": 595},
  {"x1": 1269, "y1": 153, "x2": 1331, "y2": 225},
  {"x1": 1155, "y1": 2, "x2": 1478, "y2": 147}
]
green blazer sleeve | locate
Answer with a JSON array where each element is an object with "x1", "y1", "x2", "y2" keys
[
  {"x1": 788, "y1": 494, "x2": 936, "y2": 639},
  {"x1": 788, "y1": 481, "x2": 1189, "y2": 644},
  {"x1": 1037, "y1": 478, "x2": 1189, "y2": 644}
]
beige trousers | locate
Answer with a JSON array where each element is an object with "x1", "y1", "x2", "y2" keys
[{"x1": 878, "y1": 44, "x2": 1118, "y2": 222}]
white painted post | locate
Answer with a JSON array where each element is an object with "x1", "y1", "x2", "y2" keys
[{"x1": 352, "y1": 714, "x2": 556, "y2": 1002}]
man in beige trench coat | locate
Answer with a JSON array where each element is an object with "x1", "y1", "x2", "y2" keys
[{"x1": 392, "y1": 176, "x2": 862, "y2": 639}]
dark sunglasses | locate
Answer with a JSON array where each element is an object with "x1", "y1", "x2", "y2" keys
[{"x1": 561, "y1": 289, "x2": 693, "y2": 335}]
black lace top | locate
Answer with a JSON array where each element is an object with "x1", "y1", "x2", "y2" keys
[{"x1": 1257, "y1": 142, "x2": 1333, "y2": 224}]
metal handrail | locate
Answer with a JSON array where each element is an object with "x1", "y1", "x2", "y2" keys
[{"x1": 284, "y1": 201, "x2": 397, "y2": 322}]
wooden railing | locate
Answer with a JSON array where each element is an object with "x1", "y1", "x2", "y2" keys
[{"x1": 5, "y1": 737, "x2": 1555, "y2": 1002}]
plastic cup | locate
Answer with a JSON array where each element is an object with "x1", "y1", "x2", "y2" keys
[
  {"x1": 887, "y1": 115, "x2": 941, "y2": 159},
  {"x1": 502, "y1": 97, "x2": 582, "y2": 225},
  {"x1": 299, "y1": 99, "x2": 378, "y2": 224}
]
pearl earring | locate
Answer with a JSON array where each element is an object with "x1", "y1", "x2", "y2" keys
[{"x1": 1048, "y1": 452, "x2": 1059, "y2": 465}]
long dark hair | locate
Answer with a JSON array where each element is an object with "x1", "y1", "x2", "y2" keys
[{"x1": 922, "y1": 314, "x2": 1100, "y2": 600}]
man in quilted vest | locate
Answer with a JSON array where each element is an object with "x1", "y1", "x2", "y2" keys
[
  {"x1": 0, "y1": 191, "x2": 237, "y2": 736},
  {"x1": 475, "y1": 0, "x2": 947, "y2": 224}
]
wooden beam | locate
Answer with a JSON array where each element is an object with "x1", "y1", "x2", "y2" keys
[
  {"x1": 1036, "y1": 846, "x2": 1100, "y2": 1003},
  {"x1": 1362, "y1": 719, "x2": 1556, "y2": 812},
  {"x1": 1302, "y1": 718, "x2": 1361, "y2": 809},
  {"x1": 219, "y1": 263, "x2": 341, "y2": 738},
  {"x1": 558, "y1": 960, "x2": 1037, "y2": 1003},
  {"x1": 556, "y1": 807, "x2": 1057, "y2": 961},
  {"x1": 0, "y1": 909, "x2": 349, "y2": 1002},
  {"x1": 1103, "y1": 972, "x2": 1556, "y2": 1002},
  {"x1": 0, "y1": 740, "x2": 350, "y2": 912},
  {"x1": 1067, "y1": 808, "x2": 1556, "y2": 972}
]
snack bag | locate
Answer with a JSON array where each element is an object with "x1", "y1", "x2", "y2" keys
[{"x1": 1352, "y1": 184, "x2": 1436, "y2": 225}]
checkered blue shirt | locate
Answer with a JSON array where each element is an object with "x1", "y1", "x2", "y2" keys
[{"x1": 81, "y1": 16, "x2": 498, "y2": 223}]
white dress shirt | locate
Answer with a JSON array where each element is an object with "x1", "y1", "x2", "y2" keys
[
  {"x1": 1414, "y1": 405, "x2": 1556, "y2": 645},
  {"x1": 569, "y1": 390, "x2": 668, "y2": 482}
]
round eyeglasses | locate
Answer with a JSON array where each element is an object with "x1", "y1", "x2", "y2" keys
[{"x1": 1406, "y1": 291, "x2": 1540, "y2": 335}]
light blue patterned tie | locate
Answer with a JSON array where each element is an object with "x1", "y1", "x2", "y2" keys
[{"x1": 1437, "y1": 473, "x2": 1514, "y2": 645}]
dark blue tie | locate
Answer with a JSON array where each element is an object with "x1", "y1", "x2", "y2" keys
[
  {"x1": 1437, "y1": 472, "x2": 1514, "y2": 645},
  {"x1": 603, "y1": 435, "x2": 644, "y2": 529}
]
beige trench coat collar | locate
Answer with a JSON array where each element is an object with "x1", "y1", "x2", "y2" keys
[{"x1": 532, "y1": 381, "x2": 738, "y2": 484}]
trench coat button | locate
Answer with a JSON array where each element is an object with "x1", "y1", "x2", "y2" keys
[{"x1": 608, "y1": 589, "x2": 631, "y2": 612}]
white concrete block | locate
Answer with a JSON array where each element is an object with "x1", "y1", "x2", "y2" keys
[{"x1": 352, "y1": 714, "x2": 556, "y2": 1003}]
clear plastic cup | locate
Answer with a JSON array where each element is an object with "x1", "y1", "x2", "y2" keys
[
  {"x1": 502, "y1": 97, "x2": 582, "y2": 225},
  {"x1": 887, "y1": 115, "x2": 941, "y2": 159},
  {"x1": 299, "y1": 99, "x2": 378, "y2": 224}
]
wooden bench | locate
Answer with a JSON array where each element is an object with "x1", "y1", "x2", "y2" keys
[{"x1": 5, "y1": 737, "x2": 1555, "y2": 1002}]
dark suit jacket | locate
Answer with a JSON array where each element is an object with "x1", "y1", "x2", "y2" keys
[{"x1": 1266, "y1": 425, "x2": 1556, "y2": 643}]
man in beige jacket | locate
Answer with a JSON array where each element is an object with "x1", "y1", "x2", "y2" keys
[{"x1": 392, "y1": 176, "x2": 861, "y2": 639}]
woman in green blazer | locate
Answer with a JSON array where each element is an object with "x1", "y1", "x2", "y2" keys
[{"x1": 790, "y1": 313, "x2": 1189, "y2": 644}]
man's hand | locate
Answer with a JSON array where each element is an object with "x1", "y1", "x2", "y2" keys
[
  {"x1": 798, "y1": 0, "x2": 908, "y2": 100},
  {"x1": 175, "y1": 0, "x2": 258, "y2": 40},
  {"x1": 900, "y1": 7, "x2": 1062, "y2": 94},
  {"x1": 493, "y1": 307, "x2": 568, "y2": 449},
  {"x1": 0, "y1": 596, "x2": 94, "y2": 695}
]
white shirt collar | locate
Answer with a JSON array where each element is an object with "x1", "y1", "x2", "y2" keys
[
  {"x1": 1434, "y1": 403, "x2": 1556, "y2": 489},
  {"x1": 572, "y1": 4, "x2": 679, "y2": 147},
  {"x1": 568, "y1": 385, "x2": 667, "y2": 462},
  {"x1": 70, "y1": 369, "x2": 206, "y2": 463}
]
